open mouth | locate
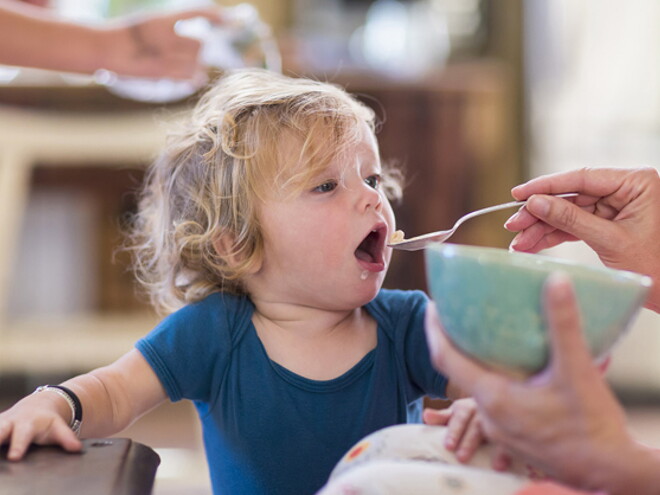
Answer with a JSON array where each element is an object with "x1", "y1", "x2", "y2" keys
[{"x1": 355, "y1": 225, "x2": 387, "y2": 268}]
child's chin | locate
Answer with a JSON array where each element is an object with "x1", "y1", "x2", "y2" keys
[{"x1": 356, "y1": 280, "x2": 384, "y2": 303}]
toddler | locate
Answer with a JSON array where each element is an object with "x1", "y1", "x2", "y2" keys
[{"x1": 0, "y1": 69, "x2": 482, "y2": 494}]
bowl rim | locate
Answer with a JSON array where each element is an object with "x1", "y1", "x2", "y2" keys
[{"x1": 425, "y1": 242, "x2": 654, "y2": 288}]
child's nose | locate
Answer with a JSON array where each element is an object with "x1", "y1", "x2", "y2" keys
[{"x1": 358, "y1": 183, "x2": 383, "y2": 212}]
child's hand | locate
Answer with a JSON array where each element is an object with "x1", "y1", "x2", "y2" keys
[
  {"x1": 423, "y1": 398, "x2": 484, "y2": 463},
  {"x1": 0, "y1": 393, "x2": 82, "y2": 461},
  {"x1": 424, "y1": 400, "x2": 542, "y2": 475}
]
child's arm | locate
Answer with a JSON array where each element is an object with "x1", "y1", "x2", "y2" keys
[{"x1": 0, "y1": 349, "x2": 167, "y2": 461}]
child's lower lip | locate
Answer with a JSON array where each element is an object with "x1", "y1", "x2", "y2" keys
[{"x1": 357, "y1": 259, "x2": 385, "y2": 272}]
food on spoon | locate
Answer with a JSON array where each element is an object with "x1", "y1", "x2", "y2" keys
[{"x1": 389, "y1": 230, "x2": 405, "y2": 244}]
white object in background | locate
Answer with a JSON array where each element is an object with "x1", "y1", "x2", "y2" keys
[
  {"x1": 0, "y1": 66, "x2": 21, "y2": 84},
  {"x1": 96, "y1": 3, "x2": 281, "y2": 103},
  {"x1": 352, "y1": 0, "x2": 450, "y2": 79},
  {"x1": 51, "y1": 0, "x2": 108, "y2": 22},
  {"x1": 525, "y1": 0, "x2": 660, "y2": 394},
  {"x1": 8, "y1": 190, "x2": 98, "y2": 318}
]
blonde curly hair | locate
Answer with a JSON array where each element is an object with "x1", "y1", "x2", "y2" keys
[{"x1": 127, "y1": 69, "x2": 403, "y2": 315}]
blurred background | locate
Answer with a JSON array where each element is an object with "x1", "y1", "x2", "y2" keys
[{"x1": 0, "y1": 0, "x2": 658, "y2": 493}]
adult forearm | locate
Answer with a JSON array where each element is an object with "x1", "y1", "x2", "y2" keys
[
  {"x1": 590, "y1": 442, "x2": 660, "y2": 495},
  {"x1": 0, "y1": 2, "x2": 110, "y2": 74}
]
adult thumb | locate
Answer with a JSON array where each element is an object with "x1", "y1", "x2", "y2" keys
[
  {"x1": 543, "y1": 273, "x2": 594, "y2": 380},
  {"x1": 525, "y1": 195, "x2": 619, "y2": 253}
]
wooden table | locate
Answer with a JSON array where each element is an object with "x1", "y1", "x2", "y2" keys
[{"x1": 0, "y1": 438, "x2": 160, "y2": 495}]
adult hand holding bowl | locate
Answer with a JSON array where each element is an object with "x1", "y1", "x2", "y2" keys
[{"x1": 425, "y1": 243, "x2": 652, "y2": 376}]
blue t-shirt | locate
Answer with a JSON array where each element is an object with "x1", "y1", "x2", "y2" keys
[{"x1": 136, "y1": 289, "x2": 448, "y2": 495}]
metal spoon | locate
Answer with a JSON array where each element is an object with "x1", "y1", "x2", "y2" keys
[{"x1": 388, "y1": 193, "x2": 579, "y2": 251}]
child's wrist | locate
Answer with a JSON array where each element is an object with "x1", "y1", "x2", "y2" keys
[
  {"x1": 32, "y1": 385, "x2": 83, "y2": 435},
  {"x1": 30, "y1": 389, "x2": 72, "y2": 421}
]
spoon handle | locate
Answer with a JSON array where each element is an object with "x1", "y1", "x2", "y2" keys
[
  {"x1": 456, "y1": 192, "x2": 578, "y2": 227},
  {"x1": 389, "y1": 192, "x2": 578, "y2": 251}
]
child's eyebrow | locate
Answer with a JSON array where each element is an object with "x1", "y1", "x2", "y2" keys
[{"x1": 309, "y1": 166, "x2": 340, "y2": 184}]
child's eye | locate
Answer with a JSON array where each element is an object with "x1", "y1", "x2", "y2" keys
[
  {"x1": 365, "y1": 174, "x2": 381, "y2": 189},
  {"x1": 314, "y1": 181, "x2": 337, "y2": 193}
]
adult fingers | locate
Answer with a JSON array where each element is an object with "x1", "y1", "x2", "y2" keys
[
  {"x1": 505, "y1": 199, "x2": 590, "y2": 233},
  {"x1": 425, "y1": 304, "x2": 511, "y2": 399},
  {"x1": 504, "y1": 206, "x2": 544, "y2": 232},
  {"x1": 511, "y1": 167, "x2": 630, "y2": 200},
  {"x1": 523, "y1": 194, "x2": 624, "y2": 254},
  {"x1": 543, "y1": 274, "x2": 594, "y2": 381},
  {"x1": 505, "y1": 193, "x2": 601, "y2": 235},
  {"x1": 510, "y1": 225, "x2": 578, "y2": 253},
  {"x1": 425, "y1": 304, "x2": 486, "y2": 394},
  {"x1": 508, "y1": 219, "x2": 561, "y2": 252}
]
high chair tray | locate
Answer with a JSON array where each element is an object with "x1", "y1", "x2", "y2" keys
[{"x1": 0, "y1": 438, "x2": 160, "y2": 495}]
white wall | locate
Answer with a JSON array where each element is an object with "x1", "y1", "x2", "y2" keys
[{"x1": 524, "y1": 0, "x2": 660, "y2": 393}]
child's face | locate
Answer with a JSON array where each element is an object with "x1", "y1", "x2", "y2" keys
[{"x1": 248, "y1": 122, "x2": 396, "y2": 310}]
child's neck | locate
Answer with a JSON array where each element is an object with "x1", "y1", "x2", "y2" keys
[{"x1": 251, "y1": 301, "x2": 377, "y2": 381}]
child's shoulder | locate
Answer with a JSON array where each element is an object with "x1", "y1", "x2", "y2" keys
[
  {"x1": 160, "y1": 291, "x2": 255, "y2": 335},
  {"x1": 371, "y1": 288, "x2": 429, "y2": 309},
  {"x1": 367, "y1": 289, "x2": 429, "y2": 328}
]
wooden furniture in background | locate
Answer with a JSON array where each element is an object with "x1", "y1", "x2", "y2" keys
[
  {"x1": 0, "y1": 60, "x2": 519, "y2": 375},
  {"x1": 0, "y1": 105, "x2": 169, "y2": 374}
]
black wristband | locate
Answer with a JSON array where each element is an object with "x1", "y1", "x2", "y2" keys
[
  {"x1": 50, "y1": 385, "x2": 83, "y2": 423},
  {"x1": 34, "y1": 385, "x2": 83, "y2": 435}
]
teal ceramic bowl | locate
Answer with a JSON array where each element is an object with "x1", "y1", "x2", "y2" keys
[{"x1": 425, "y1": 243, "x2": 652, "y2": 375}]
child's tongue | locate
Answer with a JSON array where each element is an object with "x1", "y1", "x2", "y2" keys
[
  {"x1": 355, "y1": 232, "x2": 378, "y2": 263},
  {"x1": 355, "y1": 247, "x2": 374, "y2": 263}
]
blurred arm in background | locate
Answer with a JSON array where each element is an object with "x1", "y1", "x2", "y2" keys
[{"x1": 0, "y1": 0, "x2": 224, "y2": 79}]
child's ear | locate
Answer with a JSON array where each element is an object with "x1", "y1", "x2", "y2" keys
[
  {"x1": 213, "y1": 233, "x2": 240, "y2": 266},
  {"x1": 212, "y1": 233, "x2": 262, "y2": 274}
]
